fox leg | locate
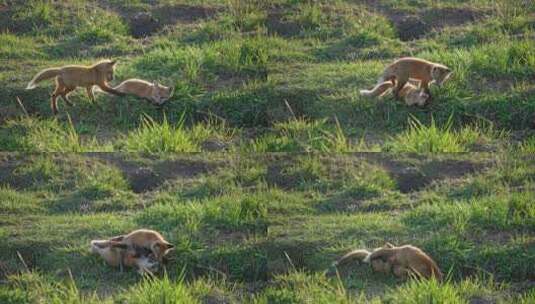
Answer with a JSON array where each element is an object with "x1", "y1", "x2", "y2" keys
[
  {"x1": 86, "y1": 86, "x2": 105, "y2": 112},
  {"x1": 86, "y1": 86, "x2": 96, "y2": 103},
  {"x1": 51, "y1": 81, "x2": 66, "y2": 115},
  {"x1": 61, "y1": 87, "x2": 76, "y2": 106},
  {"x1": 392, "y1": 264, "x2": 409, "y2": 279},
  {"x1": 420, "y1": 81, "x2": 432, "y2": 105},
  {"x1": 420, "y1": 81, "x2": 431, "y2": 94},
  {"x1": 393, "y1": 80, "x2": 407, "y2": 100}
]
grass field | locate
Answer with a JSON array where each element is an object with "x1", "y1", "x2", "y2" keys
[
  {"x1": 0, "y1": 0, "x2": 534, "y2": 152},
  {"x1": 0, "y1": 153, "x2": 534, "y2": 303},
  {"x1": 1, "y1": 0, "x2": 535, "y2": 303}
]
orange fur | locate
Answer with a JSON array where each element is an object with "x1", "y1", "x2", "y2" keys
[
  {"x1": 381, "y1": 57, "x2": 451, "y2": 98},
  {"x1": 360, "y1": 80, "x2": 430, "y2": 106},
  {"x1": 365, "y1": 244, "x2": 443, "y2": 281},
  {"x1": 90, "y1": 240, "x2": 159, "y2": 274},
  {"x1": 26, "y1": 60, "x2": 124, "y2": 114},
  {"x1": 334, "y1": 245, "x2": 393, "y2": 274},
  {"x1": 110, "y1": 229, "x2": 174, "y2": 263},
  {"x1": 104, "y1": 79, "x2": 173, "y2": 105}
]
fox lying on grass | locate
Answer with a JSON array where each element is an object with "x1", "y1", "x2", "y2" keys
[
  {"x1": 26, "y1": 59, "x2": 124, "y2": 115},
  {"x1": 333, "y1": 246, "x2": 392, "y2": 275},
  {"x1": 90, "y1": 240, "x2": 159, "y2": 275},
  {"x1": 360, "y1": 79, "x2": 430, "y2": 107},
  {"x1": 108, "y1": 229, "x2": 174, "y2": 264},
  {"x1": 95, "y1": 79, "x2": 174, "y2": 105},
  {"x1": 334, "y1": 243, "x2": 443, "y2": 281},
  {"x1": 362, "y1": 57, "x2": 452, "y2": 101}
]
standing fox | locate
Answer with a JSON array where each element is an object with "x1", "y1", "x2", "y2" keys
[
  {"x1": 360, "y1": 80, "x2": 430, "y2": 107},
  {"x1": 362, "y1": 57, "x2": 452, "y2": 100},
  {"x1": 335, "y1": 243, "x2": 443, "y2": 281},
  {"x1": 109, "y1": 229, "x2": 174, "y2": 263},
  {"x1": 95, "y1": 79, "x2": 174, "y2": 105},
  {"x1": 26, "y1": 59, "x2": 124, "y2": 114}
]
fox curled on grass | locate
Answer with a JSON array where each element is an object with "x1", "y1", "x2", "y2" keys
[
  {"x1": 333, "y1": 242, "x2": 443, "y2": 281},
  {"x1": 90, "y1": 229, "x2": 174, "y2": 275}
]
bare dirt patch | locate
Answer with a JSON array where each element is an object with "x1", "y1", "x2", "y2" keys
[
  {"x1": 423, "y1": 7, "x2": 484, "y2": 29},
  {"x1": 129, "y1": 12, "x2": 161, "y2": 38},
  {"x1": 0, "y1": 154, "x2": 18, "y2": 179},
  {"x1": 469, "y1": 296, "x2": 497, "y2": 304},
  {"x1": 90, "y1": 154, "x2": 220, "y2": 193},
  {"x1": 263, "y1": 238, "x2": 326, "y2": 275},
  {"x1": 103, "y1": 3, "x2": 221, "y2": 37},
  {"x1": 394, "y1": 7, "x2": 484, "y2": 41},
  {"x1": 266, "y1": 10, "x2": 301, "y2": 37},
  {"x1": 367, "y1": 155, "x2": 488, "y2": 193},
  {"x1": 153, "y1": 4, "x2": 219, "y2": 25},
  {"x1": 364, "y1": 2, "x2": 486, "y2": 41},
  {"x1": 264, "y1": 154, "x2": 306, "y2": 190}
]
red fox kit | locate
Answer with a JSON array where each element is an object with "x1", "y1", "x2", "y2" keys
[
  {"x1": 109, "y1": 229, "x2": 174, "y2": 263},
  {"x1": 365, "y1": 57, "x2": 452, "y2": 99},
  {"x1": 26, "y1": 59, "x2": 124, "y2": 114},
  {"x1": 364, "y1": 243, "x2": 443, "y2": 281},
  {"x1": 90, "y1": 240, "x2": 159, "y2": 275},
  {"x1": 96, "y1": 79, "x2": 174, "y2": 105},
  {"x1": 360, "y1": 80, "x2": 430, "y2": 106},
  {"x1": 334, "y1": 245, "x2": 393, "y2": 274}
]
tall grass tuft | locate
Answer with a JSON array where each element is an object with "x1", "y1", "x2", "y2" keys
[
  {"x1": 254, "y1": 271, "x2": 354, "y2": 304},
  {"x1": 385, "y1": 115, "x2": 494, "y2": 153},
  {"x1": 119, "y1": 114, "x2": 232, "y2": 152},
  {"x1": 1, "y1": 117, "x2": 108, "y2": 152},
  {"x1": 386, "y1": 278, "x2": 462, "y2": 304},
  {"x1": 120, "y1": 275, "x2": 198, "y2": 304},
  {"x1": 120, "y1": 114, "x2": 199, "y2": 152},
  {"x1": 6, "y1": 272, "x2": 103, "y2": 304},
  {"x1": 248, "y1": 117, "x2": 353, "y2": 152}
]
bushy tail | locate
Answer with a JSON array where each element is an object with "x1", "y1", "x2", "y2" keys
[
  {"x1": 26, "y1": 68, "x2": 62, "y2": 89},
  {"x1": 333, "y1": 249, "x2": 371, "y2": 267},
  {"x1": 360, "y1": 79, "x2": 394, "y2": 98}
]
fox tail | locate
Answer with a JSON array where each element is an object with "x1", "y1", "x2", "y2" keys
[
  {"x1": 26, "y1": 68, "x2": 62, "y2": 89},
  {"x1": 333, "y1": 249, "x2": 371, "y2": 268},
  {"x1": 360, "y1": 79, "x2": 394, "y2": 98}
]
